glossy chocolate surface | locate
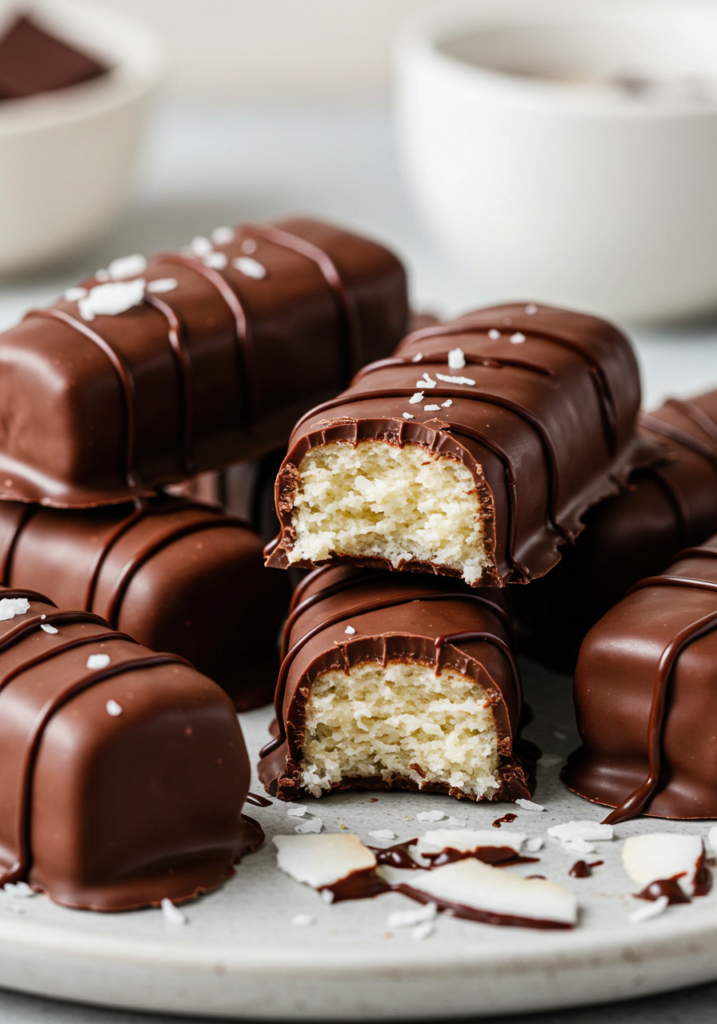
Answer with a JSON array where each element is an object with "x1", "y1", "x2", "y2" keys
[
  {"x1": 0, "y1": 585, "x2": 262, "y2": 911},
  {"x1": 563, "y1": 538, "x2": 717, "y2": 820},
  {"x1": 0, "y1": 218, "x2": 408, "y2": 507},
  {"x1": 513, "y1": 389, "x2": 717, "y2": 672},
  {"x1": 266, "y1": 303, "x2": 656, "y2": 586},
  {"x1": 0, "y1": 493, "x2": 290, "y2": 711},
  {"x1": 258, "y1": 565, "x2": 536, "y2": 801},
  {"x1": 0, "y1": 15, "x2": 107, "y2": 100}
]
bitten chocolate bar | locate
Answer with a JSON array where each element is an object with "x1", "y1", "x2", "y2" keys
[
  {"x1": 513, "y1": 389, "x2": 717, "y2": 672},
  {"x1": 0, "y1": 493, "x2": 290, "y2": 711},
  {"x1": 0, "y1": 218, "x2": 408, "y2": 507},
  {"x1": 0, "y1": 586, "x2": 262, "y2": 911},
  {"x1": 258, "y1": 566, "x2": 536, "y2": 802},
  {"x1": 265, "y1": 303, "x2": 657, "y2": 587},
  {"x1": 563, "y1": 538, "x2": 717, "y2": 822}
]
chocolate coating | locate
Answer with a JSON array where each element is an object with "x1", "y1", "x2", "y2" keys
[
  {"x1": 266, "y1": 303, "x2": 657, "y2": 586},
  {"x1": 0, "y1": 494, "x2": 289, "y2": 711},
  {"x1": 0, "y1": 218, "x2": 408, "y2": 508},
  {"x1": 258, "y1": 565, "x2": 536, "y2": 801},
  {"x1": 0, "y1": 586, "x2": 262, "y2": 911},
  {"x1": 563, "y1": 538, "x2": 717, "y2": 820},
  {"x1": 514, "y1": 389, "x2": 717, "y2": 672},
  {"x1": 0, "y1": 15, "x2": 107, "y2": 100}
]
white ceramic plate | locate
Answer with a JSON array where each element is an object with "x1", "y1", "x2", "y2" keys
[{"x1": 0, "y1": 659, "x2": 714, "y2": 1020}]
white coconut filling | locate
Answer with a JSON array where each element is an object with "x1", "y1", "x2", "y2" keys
[
  {"x1": 286, "y1": 440, "x2": 488, "y2": 585},
  {"x1": 300, "y1": 660, "x2": 499, "y2": 800}
]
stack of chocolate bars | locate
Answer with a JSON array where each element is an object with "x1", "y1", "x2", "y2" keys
[{"x1": 0, "y1": 217, "x2": 410, "y2": 909}]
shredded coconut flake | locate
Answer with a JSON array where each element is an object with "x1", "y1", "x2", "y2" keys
[
  {"x1": 409, "y1": 392, "x2": 424, "y2": 404},
  {"x1": 295, "y1": 817, "x2": 323, "y2": 834},
  {"x1": 525, "y1": 304, "x2": 538, "y2": 315},
  {"x1": 563, "y1": 837, "x2": 596, "y2": 854},
  {"x1": 411, "y1": 353, "x2": 423, "y2": 363},
  {"x1": 64, "y1": 286, "x2": 87, "y2": 301},
  {"x1": 548, "y1": 821, "x2": 613, "y2": 842},
  {"x1": 526, "y1": 837, "x2": 543, "y2": 852},
  {"x1": 435, "y1": 373, "x2": 475, "y2": 386},
  {"x1": 291, "y1": 913, "x2": 315, "y2": 926},
  {"x1": 369, "y1": 829, "x2": 396, "y2": 840},
  {"x1": 0, "y1": 598, "x2": 30, "y2": 621},
  {"x1": 204, "y1": 251, "x2": 228, "y2": 270},
  {"x1": 416, "y1": 810, "x2": 445, "y2": 823},
  {"x1": 510, "y1": 332, "x2": 526, "y2": 344},
  {"x1": 161, "y1": 898, "x2": 187, "y2": 925},
  {"x1": 516, "y1": 798, "x2": 545, "y2": 812},
  {"x1": 448, "y1": 348, "x2": 466, "y2": 369},
  {"x1": 108, "y1": 254, "x2": 147, "y2": 280},
  {"x1": 241, "y1": 238, "x2": 258, "y2": 254},
  {"x1": 147, "y1": 278, "x2": 178, "y2": 294},
  {"x1": 629, "y1": 895, "x2": 669, "y2": 923},
  {"x1": 287, "y1": 806, "x2": 308, "y2": 817},
  {"x1": 488, "y1": 329, "x2": 500, "y2": 340},
  {"x1": 402, "y1": 412, "x2": 414, "y2": 420},
  {"x1": 4, "y1": 881, "x2": 34, "y2": 898},
  {"x1": 387, "y1": 902, "x2": 437, "y2": 929},
  {"x1": 79, "y1": 279, "x2": 145, "y2": 321},
  {"x1": 234, "y1": 256, "x2": 267, "y2": 280},
  {"x1": 441, "y1": 399, "x2": 453, "y2": 408},
  {"x1": 411, "y1": 921, "x2": 435, "y2": 941},
  {"x1": 424, "y1": 405, "x2": 440, "y2": 412},
  {"x1": 190, "y1": 236, "x2": 213, "y2": 256},
  {"x1": 345, "y1": 625, "x2": 356, "y2": 635},
  {"x1": 418, "y1": 374, "x2": 436, "y2": 389},
  {"x1": 106, "y1": 699, "x2": 123, "y2": 717},
  {"x1": 211, "y1": 226, "x2": 234, "y2": 245},
  {"x1": 321, "y1": 888, "x2": 334, "y2": 904},
  {"x1": 87, "y1": 653, "x2": 111, "y2": 671},
  {"x1": 40, "y1": 623, "x2": 58, "y2": 634}
]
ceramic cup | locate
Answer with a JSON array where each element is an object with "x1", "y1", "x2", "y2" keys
[
  {"x1": 395, "y1": 0, "x2": 717, "y2": 322},
  {"x1": 0, "y1": 0, "x2": 165, "y2": 274}
]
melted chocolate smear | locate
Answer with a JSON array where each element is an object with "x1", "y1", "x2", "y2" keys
[
  {"x1": 492, "y1": 813, "x2": 518, "y2": 828},
  {"x1": 393, "y1": 883, "x2": 572, "y2": 931},
  {"x1": 569, "y1": 859, "x2": 604, "y2": 879},
  {"x1": 369, "y1": 839, "x2": 421, "y2": 870},
  {"x1": 245, "y1": 793, "x2": 272, "y2": 808},
  {"x1": 635, "y1": 875, "x2": 690, "y2": 905},
  {"x1": 424, "y1": 847, "x2": 539, "y2": 869},
  {"x1": 323, "y1": 869, "x2": 389, "y2": 902},
  {"x1": 694, "y1": 851, "x2": 713, "y2": 897}
]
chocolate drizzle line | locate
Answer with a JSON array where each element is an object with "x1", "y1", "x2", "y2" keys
[
  {"x1": 604, "y1": 575, "x2": 717, "y2": 824},
  {"x1": 635, "y1": 876, "x2": 690, "y2": 905},
  {"x1": 144, "y1": 294, "x2": 195, "y2": 474},
  {"x1": 246, "y1": 223, "x2": 363, "y2": 382},
  {"x1": 0, "y1": 505, "x2": 37, "y2": 584},
  {"x1": 261, "y1": 595, "x2": 522, "y2": 759},
  {"x1": 161, "y1": 254, "x2": 256, "y2": 428},
  {"x1": 640, "y1": 413, "x2": 717, "y2": 468},
  {"x1": 664, "y1": 398, "x2": 717, "y2": 445},
  {"x1": 280, "y1": 567, "x2": 512, "y2": 660},
  {"x1": 27, "y1": 308, "x2": 141, "y2": 489},
  {"x1": 395, "y1": 320, "x2": 618, "y2": 454},
  {"x1": 351, "y1": 352, "x2": 556, "y2": 383},
  {"x1": 0, "y1": 650, "x2": 190, "y2": 887},
  {"x1": 294, "y1": 386, "x2": 573, "y2": 546}
]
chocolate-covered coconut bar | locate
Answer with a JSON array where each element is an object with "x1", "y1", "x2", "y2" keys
[
  {"x1": 513, "y1": 389, "x2": 717, "y2": 672},
  {"x1": 0, "y1": 218, "x2": 408, "y2": 508},
  {"x1": 258, "y1": 566, "x2": 536, "y2": 802},
  {"x1": 563, "y1": 538, "x2": 717, "y2": 821},
  {"x1": 0, "y1": 586, "x2": 262, "y2": 911},
  {"x1": 265, "y1": 303, "x2": 657, "y2": 587},
  {"x1": 0, "y1": 493, "x2": 289, "y2": 711}
]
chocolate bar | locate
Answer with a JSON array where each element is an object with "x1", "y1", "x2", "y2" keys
[
  {"x1": 0, "y1": 14, "x2": 108, "y2": 100},
  {"x1": 0, "y1": 218, "x2": 408, "y2": 507},
  {"x1": 513, "y1": 389, "x2": 717, "y2": 672},
  {"x1": 0, "y1": 586, "x2": 262, "y2": 910},
  {"x1": 265, "y1": 303, "x2": 657, "y2": 587},
  {"x1": 0, "y1": 493, "x2": 289, "y2": 711},
  {"x1": 563, "y1": 537, "x2": 717, "y2": 821},
  {"x1": 258, "y1": 566, "x2": 535, "y2": 802}
]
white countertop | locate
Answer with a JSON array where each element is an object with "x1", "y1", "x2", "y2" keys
[{"x1": 0, "y1": 98, "x2": 716, "y2": 1023}]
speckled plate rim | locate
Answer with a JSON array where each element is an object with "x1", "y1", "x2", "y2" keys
[{"x1": 0, "y1": 901, "x2": 715, "y2": 1019}]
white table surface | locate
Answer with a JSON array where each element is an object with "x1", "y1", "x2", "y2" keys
[{"x1": 0, "y1": 98, "x2": 716, "y2": 1023}]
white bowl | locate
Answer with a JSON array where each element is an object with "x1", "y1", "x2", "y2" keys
[
  {"x1": 395, "y1": 0, "x2": 717, "y2": 322},
  {"x1": 0, "y1": 0, "x2": 165, "y2": 274}
]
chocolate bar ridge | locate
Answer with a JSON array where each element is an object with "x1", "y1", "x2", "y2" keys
[
  {"x1": 266, "y1": 303, "x2": 657, "y2": 586},
  {"x1": 259, "y1": 566, "x2": 536, "y2": 801},
  {"x1": 0, "y1": 586, "x2": 261, "y2": 910},
  {"x1": 563, "y1": 538, "x2": 717, "y2": 821},
  {"x1": 0, "y1": 218, "x2": 408, "y2": 507}
]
